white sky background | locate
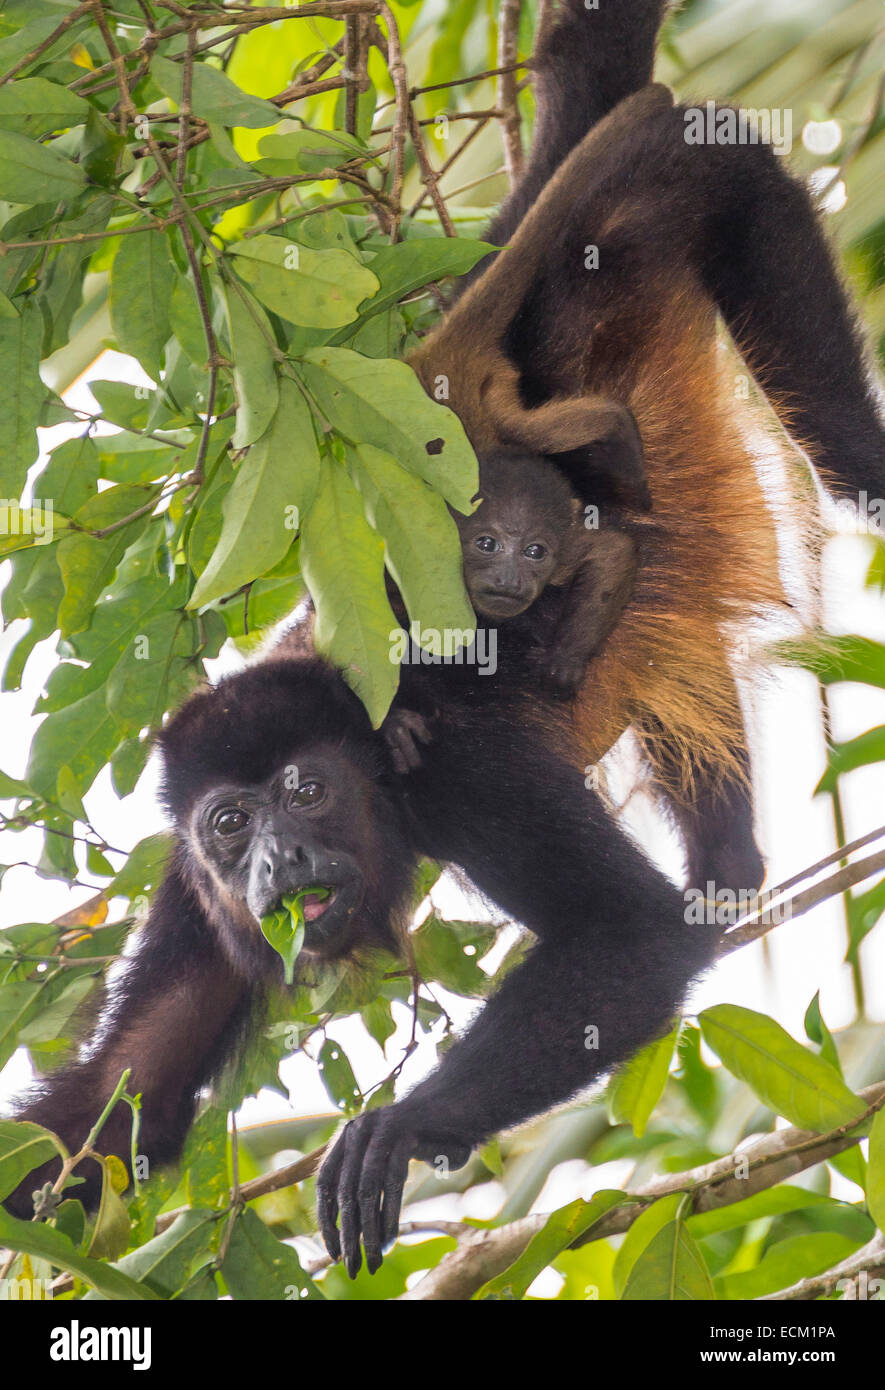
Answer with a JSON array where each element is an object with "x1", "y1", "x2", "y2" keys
[{"x1": 1, "y1": 347, "x2": 884, "y2": 1239}]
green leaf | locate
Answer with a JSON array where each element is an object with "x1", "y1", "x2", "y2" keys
[
  {"x1": 847, "y1": 877, "x2": 885, "y2": 960},
  {"x1": 0, "y1": 298, "x2": 44, "y2": 497},
  {"x1": 350, "y1": 442, "x2": 474, "y2": 642},
  {"x1": 0, "y1": 1208, "x2": 159, "y2": 1300},
  {"x1": 229, "y1": 235, "x2": 378, "y2": 329},
  {"x1": 360, "y1": 996, "x2": 396, "y2": 1051},
  {"x1": 330, "y1": 238, "x2": 496, "y2": 342},
  {"x1": 86, "y1": 1210, "x2": 217, "y2": 1300},
  {"x1": 715, "y1": 1233, "x2": 859, "y2": 1300},
  {"x1": 776, "y1": 633, "x2": 885, "y2": 690},
  {"x1": 816, "y1": 725, "x2": 885, "y2": 793},
  {"x1": 254, "y1": 128, "x2": 373, "y2": 176},
  {"x1": 300, "y1": 456, "x2": 399, "y2": 726},
  {"x1": 317, "y1": 1038, "x2": 362, "y2": 1116},
  {"x1": 868, "y1": 1106, "x2": 885, "y2": 1234},
  {"x1": 189, "y1": 378, "x2": 316, "y2": 607},
  {"x1": 109, "y1": 832, "x2": 172, "y2": 902},
  {"x1": 259, "y1": 889, "x2": 318, "y2": 985},
  {"x1": 803, "y1": 991, "x2": 842, "y2": 1074},
  {"x1": 56, "y1": 483, "x2": 157, "y2": 636},
  {"x1": 152, "y1": 53, "x2": 282, "y2": 130},
  {"x1": 622, "y1": 1216, "x2": 715, "y2": 1301},
  {"x1": 27, "y1": 686, "x2": 123, "y2": 799},
  {"x1": 0, "y1": 1120, "x2": 67, "y2": 1202},
  {"x1": 608, "y1": 1024, "x2": 679, "y2": 1138},
  {"x1": 40, "y1": 575, "x2": 185, "y2": 711},
  {"x1": 222, "y1": 282, "x2": 278, "y2": 449},
  {"x1": 299, "y1": 347, "x2": 478, "y2": 513},
  {"x1": 477, "y1": 1192, "x2": 626, "y2": 1300},
  {"x1": 220, "y1": 1207, "x2": 323, "y2": 1300},
  {"x1": 699, "y1": 1004, "x2": 863, "y2": 1132},
  {"x1": 0, "y1": 127, "x2": 86, "y2": 202},
  {"x1": 169, "y1": 274, "x2": 209, "y2": 368},
  {"x1": 110, "y1": 228, "x2": 175, "y2": 380},
  {"x1": 688, "y1": 1186, "x2": 834, "y2": 1239},
  {"x1": 412, "y1": 915, "x2": 496, "y2": 996},
  {"x1": 613, "y1": 1194, "x2": 683, "y2": 1296},
  {"x1": 0, "y1": 77, "x2": 89, "y2": 135},
  {"x1": 105, "y1": 610, "x2": 202, "y2": 727},
  {"x1": 87, "y1": 1157, "x2": 132, "y2": 1261}
]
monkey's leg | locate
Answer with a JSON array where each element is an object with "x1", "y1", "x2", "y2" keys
[
  {"x1": 317, "y1": 717, "x2": 718, "y2": 1275},
  {"x1": 480, "y1": 0, "x2": 670, "y2": 251},
  {"x1": 696, "y1": 137, "x2": 885, "y2": 503},
  {"x1": 640, "y1": 711, "x2": 765, "y2": 896},
  {"x1": 4, "y1": 855, "x2": 252, "y2": 1216}
]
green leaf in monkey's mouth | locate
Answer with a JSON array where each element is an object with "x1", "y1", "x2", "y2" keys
[{"x1": 259, "y1": 886, "x2": 333, "y2": 984}]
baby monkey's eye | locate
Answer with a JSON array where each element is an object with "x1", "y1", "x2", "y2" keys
[
  {"x1": 213, "y1": 807, "x2": 250, "y2": 836},
  {"x1": 291, "y1": 780, "x2": 326, "y2": 808},
  {"x1": 524, "y1": 543, "x2": 548, "y2": 560},
  {"x1": 474, "y1": 536, "x2": 499, "y2": 554}
]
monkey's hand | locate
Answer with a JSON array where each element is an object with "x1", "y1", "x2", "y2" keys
[
  {"x1": 529, "y1": 643, "x2": 587, "y2": 696},
  {"x1": 317, "y1": 1104, "x2": 472, "y2": 1278},
  {"x1": 381, "y1": 708, "x2": 435, "y2": 774}
]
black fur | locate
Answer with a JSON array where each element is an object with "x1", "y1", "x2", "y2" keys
[{"x1": 5, "y1": 658, "x2": 415, "y2": 1216}]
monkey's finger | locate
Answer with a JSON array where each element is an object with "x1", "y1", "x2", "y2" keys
[
  {"x1": 337, "y1": 1120, "x2": 374, "y2": 1279},
  {"x1": 316, "y1": 1131, "x2": 348, "y2": 1260},
  {"x1": 357, "y1": 1143, "x2": 388, "y2": 1274},
  {"x1": 380, "y1": 1137, "x2": 413, "y2": 1251},
  {"x1": 389, "y1": 731, "x2": 420, "y2": 773}
]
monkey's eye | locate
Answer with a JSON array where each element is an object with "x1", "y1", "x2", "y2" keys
[
  {"x1": 213, "y1": 807, "x2": 250, "y2": 837},
  {"x1": 290, "y1": 780, "x2": 326, "y2": 808},
  {"x1": 524, "y1": 542, "x2": 548, "y2": 561},
  {"x1": 474, "y1": 536, "x2": 499, "y2": 554}
]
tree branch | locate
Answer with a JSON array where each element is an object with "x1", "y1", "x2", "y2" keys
[{"x1": 400, "y1": 1081, "x2": 885, "y2": 1299}]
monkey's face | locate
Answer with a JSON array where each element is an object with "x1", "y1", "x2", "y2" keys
[
  {"x1": 189, "y1": 748, "x2": 376, "y2": 964},
  {"x1": 458, "y1": 500, "x2": 562, "y2": 619}
]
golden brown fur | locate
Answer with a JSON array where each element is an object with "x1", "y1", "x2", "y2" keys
[{"x1": 407, "y1": 85, "x2": 792, "y2": 801}]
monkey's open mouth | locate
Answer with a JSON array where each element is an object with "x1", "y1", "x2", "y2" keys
[{"x1": 301, "y1": 887, "x2": 337, "y2": 921}]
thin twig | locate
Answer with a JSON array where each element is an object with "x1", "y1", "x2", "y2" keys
[
  {"x1": 0, "y1": 0, "x2": 92, "y2": 86},
  {"x1": 176, "y1": 25, "x2": 196, "y2": 190},
  {"x1": 378, "y1": 2, "x2": 409, "y2": 239},
  {"x1": 407, "y1": 117, "x2": 492, "y2": 218},
  {"x1": 496, "y1": 0, "x2": 524, "y2": 185},
  {"x1": 720, "y1": 846, "x2": 885, "y2": 953},
  {"x1": 407, "y1": 105, "x2": 456, "y2": 237}
]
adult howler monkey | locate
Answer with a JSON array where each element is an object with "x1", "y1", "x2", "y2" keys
[
  {"x1": 406, "y1": 0, "x2": 885, "y2": 895},
  {"x1": 6, "y1": 0, "x2": 885, "y2": 1283}
]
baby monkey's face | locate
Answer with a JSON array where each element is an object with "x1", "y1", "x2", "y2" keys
[{"x1": 456, "y1": 489, "x2": 565, "y2": 618}]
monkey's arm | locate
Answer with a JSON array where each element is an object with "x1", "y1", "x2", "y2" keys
[
  {"x1": 4, "y1": 853, "x2": 252, "y2": 1216},
  {"x1": 539, "y1": 530, "x2": 639, "y2": 692},
  {"x1": 318, "y1": 718, "x2": 717, "y2": 1276}
]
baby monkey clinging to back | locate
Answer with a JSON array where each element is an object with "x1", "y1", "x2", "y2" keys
[
  {"x1": 383, "y1": 453, "x2": 639, "y2": 773},
  {"x1": 459, "y1": 452, "x2": 638, "y2": 692}
]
